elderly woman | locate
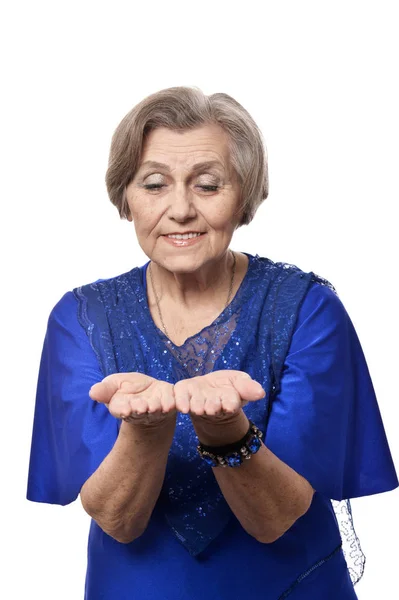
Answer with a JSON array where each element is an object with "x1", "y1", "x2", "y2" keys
[{"x1": 27, "y1": 86, "x2": 397, "y2": 599}]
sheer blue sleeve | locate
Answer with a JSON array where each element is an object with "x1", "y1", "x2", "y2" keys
[
  {"x1": 265, "y1": 282, "x2": 398, "y2": 500},
  {"x1": 27, "y1": 291, "x2": 119, "y2": 505}
]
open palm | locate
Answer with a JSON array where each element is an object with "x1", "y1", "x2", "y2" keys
[
  {"x1": 173, "y1": 370, "x2": 266, "y2": 418},
  {"x1": 89, "y1": 372, "x2": 176, "y2": 424}
]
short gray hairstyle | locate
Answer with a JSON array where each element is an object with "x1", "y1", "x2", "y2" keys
[{"x1": 105, "y1": 86, "x2": 269, "y2": 227}]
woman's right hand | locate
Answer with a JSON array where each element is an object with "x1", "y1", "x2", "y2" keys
[{"x1": 89, "y1": 373, "x2": 176, "y2": 426}]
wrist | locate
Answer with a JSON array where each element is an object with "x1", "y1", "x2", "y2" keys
[
  {"x1": 197, "y1": 419, "x2": 263, "y2": 468},
  {"x1": 191, "y1": 410, "x2": 249, "y2": 446},
  {"x1": 119, "y1": 413, "x2": 176, "y2": 442}
]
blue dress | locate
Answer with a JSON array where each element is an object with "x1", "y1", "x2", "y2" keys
[{"x1": 27, "y1": 253, "x2": 398, "y2": 599}]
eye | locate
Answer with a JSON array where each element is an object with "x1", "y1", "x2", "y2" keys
[
  {"x1": 195, "y1": 175, "x2": 221, "y2": 192},
  {"x1": 141, "y1": 172, "x2": 166, "y2": 191},
  {"x1": 143, "y1": 184, "x2": 165, "y2": 190},
  {"x1": 197, "y1": 185, "x2": 219, "y2": 192}
]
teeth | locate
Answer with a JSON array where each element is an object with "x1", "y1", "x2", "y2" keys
[{"x1": 167, "y1": 233, "x2": 202, "y2": 240}]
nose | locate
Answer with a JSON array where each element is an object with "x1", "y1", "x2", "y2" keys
[{"x1": 167, "y1": 183, "x2": 197, "y2": 222}]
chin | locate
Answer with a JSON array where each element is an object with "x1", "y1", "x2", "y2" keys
[{"x1": 159, "y1": 255, "x2": 210, "y2": 271}]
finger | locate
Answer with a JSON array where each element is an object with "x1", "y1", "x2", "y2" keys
[
  {"x1": 204, "y1": 395, "x2": 222, "y2": 416},
  {"x1": 129, "y1": 395, "x2": 149, "y2": 415},
  {"x1": 107, "y1": 394, "x2": 136, "y2": 419},
  {"x1": 161, "y1": 388, "x2": 176, "y2": 414},
  {"x1": 108, "y1": 392, "x2": 150, "y2": 419},
  {"x1": 220, "y1": 390, "x2": 242, "y2": 414},
  {"x1": 144, "y1": 392, "x2": 163, "y2": 414},
  {"x1": 189, "y1": 393, "x2": 206, "y2": 416},
  {"x1": 173, "y1": 382, "x2": 191, "y2": 414}
]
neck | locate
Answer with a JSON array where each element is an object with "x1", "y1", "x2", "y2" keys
[{"x1": 148, "y1": 251, "x2": 236, "y2": 312}]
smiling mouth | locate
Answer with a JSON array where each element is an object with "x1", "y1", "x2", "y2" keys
[{"x1": 164, "y1": 232, "x2": 205, "y2": 240}]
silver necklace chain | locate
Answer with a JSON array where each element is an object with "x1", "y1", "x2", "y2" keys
[{"x1": 149, "y1": 250, "x2": 236, "y2": 346}]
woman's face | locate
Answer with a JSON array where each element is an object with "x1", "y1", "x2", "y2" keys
[{"x1": 125, "y1": 124, "x2": 242, "y2": 273}]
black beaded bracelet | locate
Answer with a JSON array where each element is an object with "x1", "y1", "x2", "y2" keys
[{"x1": 196, "y1": 420, "x2": 263, "y2": 468}]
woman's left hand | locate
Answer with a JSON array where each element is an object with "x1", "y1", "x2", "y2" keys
[{"x1": 173, "y1": 370, "x2": 265, "y2": 420}]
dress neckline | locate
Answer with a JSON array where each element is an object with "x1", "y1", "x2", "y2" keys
[{"x1": 139, "y1": 252, "x2": 256, "y2": 350}]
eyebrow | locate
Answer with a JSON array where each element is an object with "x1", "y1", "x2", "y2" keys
[{"x1": 138, "y1": 160, "x2": 225, "y2": 174}]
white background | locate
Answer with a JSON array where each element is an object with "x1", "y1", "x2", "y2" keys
[{"x1": 1, "y1": 1, "x2": 398, "y2": 598}]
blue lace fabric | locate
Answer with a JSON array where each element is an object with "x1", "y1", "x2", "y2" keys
[
  {"x1": 71, "y1": 254, "x2": 313, "y2": 556},
  {"x1": 27, "y1": 253, "x2": 399, "y2": 597}
]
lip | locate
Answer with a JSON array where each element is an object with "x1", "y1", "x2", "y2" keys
[
  {"x1": 162, "y1": 232, "x2": 206, "y2": 247},
  {"x1": 165, "y1": 231, "x2": 204, "y2": 235}
]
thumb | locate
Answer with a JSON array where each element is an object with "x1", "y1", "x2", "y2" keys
[
  {"x1": 88, "y1": 372, "x2": 151, "y2": 404},
  {"x1": 89, "y1": 375, "x2": 121, "y2": 404},
  {"x1": 89, "y1": 373, "x2": 133, "y2": 404},
  {"x1": 231, "y1": 373, "x2": 266, "y2": 401}
]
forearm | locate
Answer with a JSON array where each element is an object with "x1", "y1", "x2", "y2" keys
[
  {"x1": 80, "y1": 416, "x2": 175, "y2": 543},
  {"x1": 192, "y1": 411, "x2": 314, "y2": 543}
]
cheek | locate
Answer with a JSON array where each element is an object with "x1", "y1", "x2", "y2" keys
[
  {"x1": 210, "y1": 191, "x2": 241, "y2": 223},
  {"x1": 130, "y1": 202, "x2": 160, "y2": 229},
  {"x1": 209, "y1": 205, "x2": 239, "y2": 230}
]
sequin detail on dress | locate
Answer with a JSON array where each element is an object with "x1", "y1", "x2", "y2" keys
[{"x1": 73, "y1": 253, "x2": 365, "y2": 584}]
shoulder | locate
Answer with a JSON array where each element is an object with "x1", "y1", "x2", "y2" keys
[
  {"x1": 252, "y1": 253, "x2": 334, "y2": 289},
  {"x1": 50, "y1": 266, "x2": 142, "y2": 315},
  {"x1": 48, "y1": 290, "x2": 79, "y2": 325},
  {"x1": 295, "y1": 280, "x2": 350, "y2": 341},
  {"x1": 255, "y1": 254, "x2": 343, "y2": 305},
  {"x1": 72, "y1": 265, "x2": 140, "y2": 294},
  {"x1": 48, "y1": 265, "x2": 144, "y2": 332},
  {"x1": 302, "y1": 280, "x2": 346, "y2": 318},
  {"x1": 48, "y1": 271, "x2": 128, "y2": 325},
  {"x1": 252, "y1": 253, "x2": 348, "y2": 328}
]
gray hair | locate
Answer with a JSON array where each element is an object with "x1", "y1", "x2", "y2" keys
[{"x1": 105, "y1": 86, "x2": 269, "y2": 227}]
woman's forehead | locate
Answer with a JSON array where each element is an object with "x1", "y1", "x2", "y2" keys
[{"x1": 140, "y1": 125, "x2": 231, "y2": 172}]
